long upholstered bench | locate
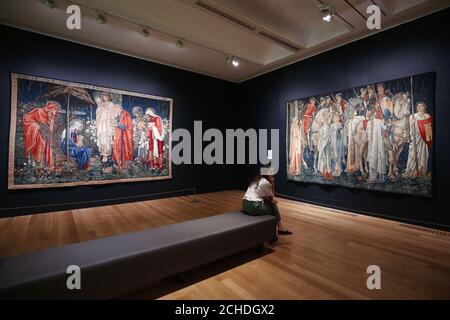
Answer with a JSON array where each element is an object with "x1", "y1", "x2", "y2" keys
[{"x1": 0, "y1": 211, "x2": 277, "y2": 299}]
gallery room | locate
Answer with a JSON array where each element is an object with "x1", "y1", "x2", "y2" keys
[{"x1": 0, "y1": 0, "x2": 449, "y2": 305}]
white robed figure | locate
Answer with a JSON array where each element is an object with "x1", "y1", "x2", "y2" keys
[
  {"x1": 367, "y1": 109, "x2": 387, "y2": 182},
  {"x1": 346, "y1": 111, "x2": 366, "y2": 173},
  {"x1": 329, "y1": 114, "x2": 345, "y2": 177},
  {"x1": 95, "y1": 93, "x2": 121, "y2": 163},
  {"x1": 317, "y1": 109, "x2": 332, "y2": 177},
  {"x1": 288, "y1": 116, "x2": 305, "y2": 176},
  {"x1": 405, "y1": 102, "x2": 432, "y2": 177}
]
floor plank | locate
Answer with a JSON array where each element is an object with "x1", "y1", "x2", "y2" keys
[{"x1": 0, "y1": 190, "x2": 448, "y2": 299}]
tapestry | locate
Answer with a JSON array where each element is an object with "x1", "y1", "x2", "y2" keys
[
  {"x1": 286, "y1": 72, "x2": 434, "y2": 197},
  {"x1": 8, "y1": 73, "x2": 172, "y2": 189}
]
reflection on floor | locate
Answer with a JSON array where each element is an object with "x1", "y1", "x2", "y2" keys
[{"x1": 0, "y1": 190, "x2": 449, "y2": 299}]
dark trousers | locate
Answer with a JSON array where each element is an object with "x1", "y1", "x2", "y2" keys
[{"x1": 242, "y1": 199, "x2": 281, "y2": 223}]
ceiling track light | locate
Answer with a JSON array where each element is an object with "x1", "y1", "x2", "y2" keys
[
  {"x1": 45, "y1": 1, "x2": 255, "y2": 67},
  {"x1": 226, "y1": 54, "x2": 239, "y2": 67},
  {"x1": 42, "y1": 0, "x2": 56, "y2": 9},
  {"x1": 319, "y1": 5, "x2": 335, "y2": 22},
  {"x1": 175, "y1": 38, "x2": 184, "y2": 48},
  {"x1": 96, "y1": 13, "x2": 107, "y2": 24},
  {"x1": 140, "y1": 28, "x2": 150, "y2": 38}
]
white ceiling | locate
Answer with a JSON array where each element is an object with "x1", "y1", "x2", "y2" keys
[{"x1": 0, "y1": 0, "x2": 449, "y2": 82}]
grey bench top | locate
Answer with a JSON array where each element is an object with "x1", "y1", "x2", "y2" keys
[{"x1": 0, "y1": 211, "x2": 276, "y2": 293}]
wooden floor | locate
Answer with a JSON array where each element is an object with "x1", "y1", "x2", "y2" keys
[{"x1": 0, "y1": 190, "x2": 449, "y2": 299}]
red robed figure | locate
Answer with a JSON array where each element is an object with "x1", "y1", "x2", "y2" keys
[
  {"x1": 147, "y1": 115, "x2": 165, "y2": 169},
  {"x1": 340, "y1": 100, "x2": 347, "y2": 113},
  {"x1": 303, "y1": 103, "x2": 317, "y2": 134},
  {"x1": 417, "y1": 116, "x2": 433, "y2": 148},
  {"x1": 112, "y1": 109, "x2": 133, "y2": 168},
  {"x1": 22, "y1": 101, "x2": 60, "y2": 167}
]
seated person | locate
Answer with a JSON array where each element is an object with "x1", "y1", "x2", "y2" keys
[
  {"x1": 242, "y1": 170, "x2": 293, "y2": 236},
  {"x1": 61, "y1": 119, "x2": 90, "y2": 170}
]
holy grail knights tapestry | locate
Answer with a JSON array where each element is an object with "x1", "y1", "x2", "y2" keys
[{"x1": 286, "y1": 72, "x2": 434, "y2": 197}]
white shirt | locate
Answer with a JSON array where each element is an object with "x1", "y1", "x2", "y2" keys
[{"x1": 243, "y1": 177, "x2": 273, "y2": 202}]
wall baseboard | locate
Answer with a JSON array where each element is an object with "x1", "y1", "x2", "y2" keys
[
  {"x1": 275, "y1": 192, "x2": 450, "y2": 232},
  {"x1": 0, "y1": 188, "x2": 197, "y2": 218}
]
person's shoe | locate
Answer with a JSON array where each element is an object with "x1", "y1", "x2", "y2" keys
[{"x1": 278, "y1": 229, "x2": 293, "y2": 235}]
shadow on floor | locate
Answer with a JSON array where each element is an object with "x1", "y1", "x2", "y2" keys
[{"x1": 121, "y1": 245, "x2": 276, "y2": 300}]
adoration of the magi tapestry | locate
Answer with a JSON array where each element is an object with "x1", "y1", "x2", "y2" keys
[
  {"x1": 8, "y1": 73, "x2": 172, "y2": 189},
  {"x1": 286, "y1": 72, "x2": 434, "y2": 197}
]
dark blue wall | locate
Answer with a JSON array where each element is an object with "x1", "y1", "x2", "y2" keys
[
  {"x1": 240, "y1": 8, "x2": 450, "y2": 230},
  {"x1": 1, "y1": 8, "x2": 449, "y2": 229},
  {"x1": 0, "y1": 25, "x2": 242, "y2": 217}
]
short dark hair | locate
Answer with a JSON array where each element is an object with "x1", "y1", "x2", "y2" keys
[{"x1": 417, "y1": 102, "x2": 427, "y2": 109}]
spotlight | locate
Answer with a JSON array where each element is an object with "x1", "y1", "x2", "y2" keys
[
  {"x1": 175, "y1": 39, "x2": 184, "y2": 48},
  {"x1": 226, "y1": 54, "x2": 240, "y2": 67},
  {"x1": 140, "y1": 28, "x2": 150, "y2": 38},
  {"x1": 42, "y1": 0, "x2": 56, "y2": 9},
  {"x1": 319, "y1": 5, "x2": 335, "y2": 22},
  {"x1": 96, "y1": 14, "x2": 107, "y2": 24}
]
